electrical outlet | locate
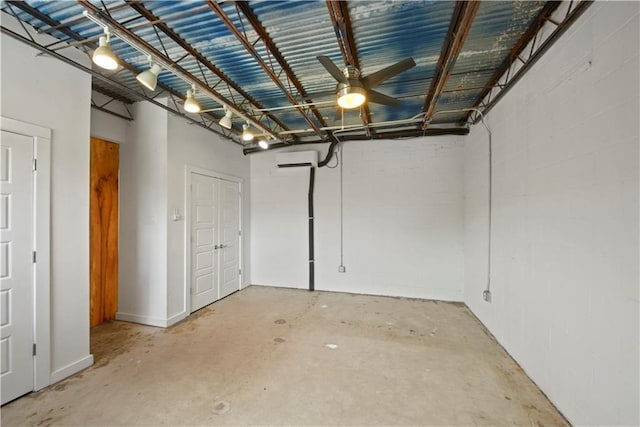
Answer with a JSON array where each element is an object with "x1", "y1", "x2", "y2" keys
[
  {"x1": 338, "y1": 265, "x2": 346, "y2": 273},
  {"x1": 482, "y1": 290, "x2": 492, "y2": 302}
]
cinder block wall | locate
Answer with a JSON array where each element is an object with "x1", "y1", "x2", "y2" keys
[{"x1": 463, "y1": 3, "x2": 639, "y2": 425}]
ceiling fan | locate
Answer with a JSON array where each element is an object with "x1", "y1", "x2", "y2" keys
[{"x1": 317, "y1": 55, "x2": 416, "y2": 110}]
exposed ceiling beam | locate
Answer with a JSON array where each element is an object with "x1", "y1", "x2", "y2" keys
[
  {"x1": 235, "y1": 1, "x2": 329, "y2": 133},
  {"x1": 6, "y1": 0, "x2": 197, "y2": 116},
  {"x1": 422, "y1": 0, "x2": 480, "y2": 128},
  {"x1": 206, "y1": 0, "x2": 325, "y2": 140},
  {"x1": 124, "y1": 0, "x2": 291, "y2": 133},
  {"x1": 92, "y1": 84, "x2": 135, "y2": 104},
  {"x1": 79, "y1": 0, "x2": 280, "y2": 140},
  {"x1": 325, "y1": 0, "x2": 373, "y2": 134},
  {"x1": 465, "y1": 1, "x2": 561, "y2": 123},
  {"x1": 468, "y1": 1, "x2": 594, "y2": 124},
  {"x1": 242, "y1": 127, "x2": 470, "y2": 154},
  {"x1": 0, "y1": 25, "x2": 240, "y2": 144}
]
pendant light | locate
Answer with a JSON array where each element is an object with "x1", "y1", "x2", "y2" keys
[
  {"x1": 219, "y1": 105, "x2": 233, "y2": 129},
  {"x1": 136, "y1": 57, "x2": 161, "y2": 91},
  {"x1": 184, "y1": 86, "x2": 201, "y2": 113},
  {"x1": 92, "y1": 29, "x2": 118, "y2": 70},
  {"x1": 242, "y1": 123, "x2": 254, "y2": 141}
]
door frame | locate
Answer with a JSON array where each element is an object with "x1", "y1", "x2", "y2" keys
[
  {"x1": 184, "y1": 165, "x2": 243, "y2": 314},
  {"x1": 1, "y1": 116, "x2": 51, "y2": 391}
]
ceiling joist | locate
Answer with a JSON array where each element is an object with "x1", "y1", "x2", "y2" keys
[
  {"x1": 206, "y1": 0, "x2": 325, "y2": 140},
  {"x1": 325, "y1": 0, "x2": 373, "y2": 134},
  {"x1": 422, "y1": 0, "x2": 480, "y2": 128},
  {"x1": 124, "y1": 0, "x2": 290, "y2": 134}
]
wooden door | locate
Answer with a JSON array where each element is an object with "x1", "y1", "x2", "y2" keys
[{"x1": 90, "y1": 138, "x2": 119, "y2": 327}]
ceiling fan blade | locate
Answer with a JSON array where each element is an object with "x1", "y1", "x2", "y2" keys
[
  {"x1": 367, "y1": 89, "x2": 401, "y2": 106},
  {"x1": 317, "y1": 55, "x2": 348, "y2": 84},
  {"x1": 362, "y1": 57, "x2": 416, "y2": 88}
]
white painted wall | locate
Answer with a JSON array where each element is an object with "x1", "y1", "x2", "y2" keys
[
  {"x1": 251, "y1": 138, "x2": 465, "y2": 300},
  {"x1": 117, "y1": 101, "x2": 168, "y2": 326},
  {"x1": 90, "y1": 91, "x2": 130, "y2": 144},
  {"x1": 1, "y1": 14, "x2": 93, "y2": 380},
  {"x1": 463, "y1": 3, "x2": 639, "y2": 425},
  {"x1": 166, "y1": 116, "x2": 251, "y2": 321}
]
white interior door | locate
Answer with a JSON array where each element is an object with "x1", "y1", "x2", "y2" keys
[
  {"x1": 190, "y1": 173, "x2": 218, "y2": 312},
  {"x1": 0, "y1": 130, "x2": 34, "y2": 405},
  {"x1": 189, "y1": 171, "x2": 241, "y2": 312},
  {"x1": 218, "y1": 180, "x2": 240, "y2": 299}
]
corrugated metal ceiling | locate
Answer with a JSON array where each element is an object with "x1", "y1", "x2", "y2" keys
[{"x1": 1, "y1": 0, "x2": 560, "y2": 147}]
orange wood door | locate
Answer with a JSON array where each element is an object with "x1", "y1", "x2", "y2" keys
[{"x1": 90, "y1": 138, "x2": 119, "y2": 327}]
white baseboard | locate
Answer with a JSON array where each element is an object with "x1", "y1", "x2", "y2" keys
[
  {"x1": 115, "y1": 311, "x2": 169, "y2": 327},
  {"x1": 166, "y1": 311, "x2": 187, "y2": 327},
  {"x1": 50, "y1": 354, "x2": 94, "y2": 384}
]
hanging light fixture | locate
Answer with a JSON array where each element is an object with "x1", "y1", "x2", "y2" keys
[
  {"x1": 336, "y1": 82, "x2": 366, "y2": 109},
  {"x1": 242, "y1": 123, "x2": 254, "y2": 141},
  {"x1": 219, "y1": 105, "x2": 233, "y2": 129},
  {"x1": 92, "y1": 29, "x2": 118, "y2": 70},
  {"x1": 136, "y1": 57, "x2": 162, "y2": 91},
  {"x1": 258, "y1": 139, "x2": 269, "y2": 149},
  {"x1": 184, "y1": 86, "x2": 201, "y2": 113}
]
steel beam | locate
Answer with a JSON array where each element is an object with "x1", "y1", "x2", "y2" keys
[
  {"x1": 79, "y1": 0, "x2": 279, "y2": 140},
  {"x1": 469, "y1": 1, "x2": 592, "y2": 124},
  {"x1": 325, "y1": 0, "x2": 373, "y2": 133},
  {"x1": 6, "y1": 0, "x2": 208, "y2": 119},
  {"x1": 422, "y1": 0, "x2": 480, "y2": 127},
  {"x1": 242, "y1": 127, "x2": 470, "y2": 154},
  {"x1": 125, "y1": 0, "x2": 290, "y2": 133},
  {"x1": 0, "y1": 25, "x2": 240, "y2": 145},
  {"x1": 206, "y1": 0, "x2": 325, "y2": 139},
  {"x1": 235, "y1": 2, "x2": 328, "y2": 132}
]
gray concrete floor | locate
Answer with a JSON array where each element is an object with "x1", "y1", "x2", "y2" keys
[{"x1": 2, "y1": 286, "x2": 567, "y2": 426}]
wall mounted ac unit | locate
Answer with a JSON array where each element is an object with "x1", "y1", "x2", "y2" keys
[{"x1": 275, "y1": 151, "x2": 318, "y2": 168}]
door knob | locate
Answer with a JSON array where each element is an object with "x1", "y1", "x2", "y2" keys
[{"x1": 214, "y1": 244, "x2": 220, "y2": 249}]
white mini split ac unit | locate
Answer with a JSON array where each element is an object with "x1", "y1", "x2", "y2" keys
[{"x1": 275, "y1": 151, "x2": 318, "y2": 168}]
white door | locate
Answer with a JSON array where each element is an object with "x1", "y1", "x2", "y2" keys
[
  {"x1": 189, "y1": 172, "x2": 241, "y2": 312},
  {"x1": 190, "y1": 173, "x2": 218, "y2": 312},
  {"x1": 0, "y1": 131, "x2": 34, "y2": 405},
  {"x1": 218, "y1": 180, "x2": 240, "y2": 299}
]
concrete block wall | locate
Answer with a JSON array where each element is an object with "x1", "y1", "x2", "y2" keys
[
  {"x1": 463, "y1": 3, "x2": 639, "y2": 425},
  {"x1": 251, "y1": 138, "x2": 465, "y2": 301}
]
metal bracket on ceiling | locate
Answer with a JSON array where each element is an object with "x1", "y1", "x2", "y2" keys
[{"x1": 468, "y1": 1, "x2": 592, "y2": 125}]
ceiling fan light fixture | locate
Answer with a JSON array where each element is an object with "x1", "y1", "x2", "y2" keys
[
  {"x1": 219, "y1": 106, "x2": 233, "y2": 129},
  {"x1": 337, "y1": 84, "x2": 366, "y2": 109},
  {"x1": 93, "y1": 34, "x2": 119, "y2": 70},
  {"x1": 184, "y1": 88, "x2": 201, "y2": 113},
  {"x1": 242, "y1": 123, "x2": 254, "y2": 141},
  {"x1": 136, "y1": 62, "x2": 162, "y2": 91}
]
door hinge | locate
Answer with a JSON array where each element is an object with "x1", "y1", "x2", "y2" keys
[
  {"x1": 239, "y1": 269, "x2": 242, "y2": 276},
  {"x1": 33, "y1": 159, "x2": 37, "y2": 171},
  {"x1": 33, "y1": 343, "x2": 36, "y2": 356},
  {"x1": 238, "y1": 230, "x2": 242, "y2": 236},
  {"x1": 32, "y1": 251, "x2": 36, "y2": 263}
]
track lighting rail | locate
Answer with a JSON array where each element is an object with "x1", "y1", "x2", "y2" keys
[
  {"x1": 79, "y1": 1, "x2": 279, "y2": 141},
  {"x1": 124, "y1": 0, "x2": 290, "y2": 134}
]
